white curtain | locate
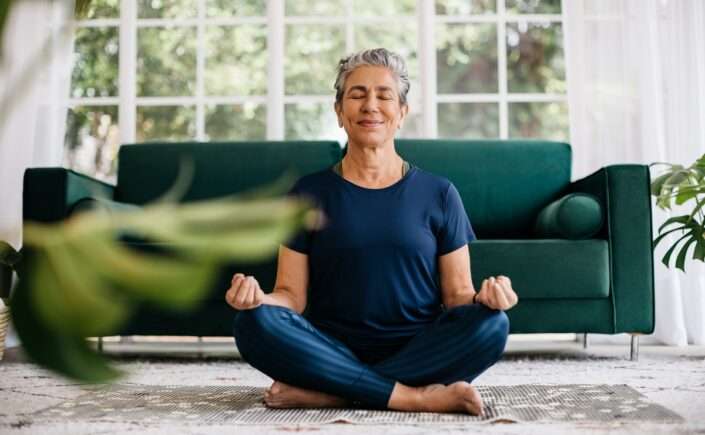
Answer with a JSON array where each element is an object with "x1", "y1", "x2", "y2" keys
[
  {"x1": 563, "y1": 0, "x2": 705, "y2": 345},
  {"x1": 0, "y1": 0, "x2": 74, "y2": 347}
]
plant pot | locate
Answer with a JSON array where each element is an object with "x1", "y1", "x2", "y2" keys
[
  {"x1": 0, "y1": 301, "x2": 8, "y2": 360},
  {"x1": 0, "y1": 264, "x2": 11, "y2": 300}
]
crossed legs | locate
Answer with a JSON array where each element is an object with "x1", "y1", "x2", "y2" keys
[{"x1": 233, "y1": 303, "x2": 509, "y2": 414}]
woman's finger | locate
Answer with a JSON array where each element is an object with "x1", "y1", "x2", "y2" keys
[
  {"x1": 498, "y1": 278, "x2": 517, "y2": 306},
  {"x1": 494, "y1": 282, "x2": 510, "y2": 309},
  {"x1": 232, "y1": 274, "x2": 245, "y2": 292},
  {"x1": 487, "y1": 277, "x2": 498, "y2": 308},
  {"x1": 244, "y1": 284, "x2": 256, "y2": 307},
  {"x1": 238, "y1": 281, "x2": 252, "y2": 307}
]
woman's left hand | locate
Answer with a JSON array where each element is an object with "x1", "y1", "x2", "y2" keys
[{"x1": 475, "y1": 275, "x2": 518, "y2": 311}]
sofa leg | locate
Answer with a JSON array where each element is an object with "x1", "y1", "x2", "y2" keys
[
  {"x1": 97, "y1": 336, "x2": 103, "y2": 353},
  {"x1": 197, "y1": 336, "x2": 203, "y2": 358},
  {"x1": 630, "y1": 334, "x2": 640, "y2": 361},
  {"x1": 583, "y1": 333, "x2": 588, "y2": 349}
]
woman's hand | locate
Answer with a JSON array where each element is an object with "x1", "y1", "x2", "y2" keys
[
  {"x1": 225, "y1": 273, "x2": 265, "y2": 310},
  {"x1": 475, "y1": 275, "x2": 518, "y2": 311}
]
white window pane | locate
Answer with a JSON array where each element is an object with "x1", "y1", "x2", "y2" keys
[
  {"x1": 285, "y1": 25, "x2": 345, "y2": 95},
  {"x1": 137, "y1": 0, "x2": 197, "y2": 18},
  {"x1": 435, "y1": 0, "x2": 496, "y2": 15},
  {"x1": 437, "y1": 24, "x2": 498, "y2": 94},
  {"x1": 207, "y1": 0, "x2": 266, "y2": 17},
  {"x1": 137, "y1": 27, "x2": 197, "y2": 97},
  {"x1": 285, "y1": 102, "x2": 344, "y2": 141},
  {"x1": 78, "y1": 0, "x2": 120, "y2": 19},
  {"x1": 352, "y1": 0, "x2": 415, "y2": 16},
  {"x1": 71, "y1": 27, "x2": 119, "y2": 98},
  {"x1": 205, "y1": 25, "x2": 267, "y2": 96},
  {"x1": 64, "y1": 106, "x2": 120, "y2": 182},
  {"x1": 205, "y1": 104, "x2": 266, "y2": 140},
  {"x1": 506, "y1": 22, "x2": 565, "y2": 93},
  {"x1": 509, "y1": 102, "x2": 568, "y2": 141},
  {"x1": 137, "y1": 106, "x2": 196, "y2": 141},
  {"x1": 505, "y1": 0, "x2": 561, "y2": 14},
  {"x1": 285, "y1": 0, "x2": 345, "y2": 16},
  {"x1": 438, "y1": 103, "x2": 499, "y2": 138}
]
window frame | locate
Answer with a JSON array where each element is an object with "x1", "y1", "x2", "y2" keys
[{"x1": 68, "y1": 0, "x2": 567, "y2": 144}]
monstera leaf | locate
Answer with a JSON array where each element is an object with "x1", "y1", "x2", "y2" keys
[
  {"x1": 10, "y1": 177, "x2": 316, "y2": 383},
  {"x1": 650, "y1": 153, "x2": 705, "y2": 272}
]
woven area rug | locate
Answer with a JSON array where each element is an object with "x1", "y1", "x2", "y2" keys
[{"x1": 42, "y1": 384, "x2": 683, "y2": 424}]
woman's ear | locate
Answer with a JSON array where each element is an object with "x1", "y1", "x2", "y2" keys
[
  {"x1": 334, "y1": 103, "x2": 343, "y2": 128},
  {"x1": 398, "y1": 104, "x2": 409, "y2": 130}
]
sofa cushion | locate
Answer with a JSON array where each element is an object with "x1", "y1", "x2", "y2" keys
[
  {"x1": 395, "y1": 140, "x2": 571, "y2": 238},
  {"x1": 469, "y1": 239, "x2": 609, "y2": 299},
  {"x1": 116, "y1": 141, "x2": 342, "y2": 204},
  {"x1": 533, "y1": 193, "x2": 603, "y2": 239}
]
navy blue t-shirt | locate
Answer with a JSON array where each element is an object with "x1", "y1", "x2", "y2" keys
[{"x1": 285, "y1": 165, "x2": 476, "y2": 352}]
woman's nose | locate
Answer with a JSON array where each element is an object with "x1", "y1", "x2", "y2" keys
[{"x1": 361, "y1": 95, "x2": 379, "y2": 112}]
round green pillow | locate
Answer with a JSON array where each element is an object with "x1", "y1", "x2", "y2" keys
[{"x1": 533, "y1": 193, "x2": 603, "y2": 239}]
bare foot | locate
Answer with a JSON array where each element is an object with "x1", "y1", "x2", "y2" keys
[
  {"x1": 390, "y1": 381, "x2": 484, "y2": 415},
  {"x1": 263, "y1": 381, "x2": 349, "y2": 409}
]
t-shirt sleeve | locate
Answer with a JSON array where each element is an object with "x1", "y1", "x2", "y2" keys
[
  {"x1": 438, "y1": 182, "x2": 477, "y2": 255},
  {"x1": 283, "y1": 182, "x2": 312, "y2": 255}
]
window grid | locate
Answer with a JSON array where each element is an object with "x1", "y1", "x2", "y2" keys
[
  {"x1": 497, "y1": 0, "x2": 509, "y2": 138},
  {"x1": 195, "y1": 0, "x2": 206, "y2": 140},
  {"x1": 71, "y1": 0, "x2": 567, "y2": 144}
]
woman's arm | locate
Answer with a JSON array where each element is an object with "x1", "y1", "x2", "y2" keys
[
  {"x1": 262, "y1": 245, "x2": 309, "y2": 314},
  {"x1": 439, "y1": 244, "x2": 518, "y2": 311},
  {"x1": 439, "y1": 244, "x2": 476, "y2": 309},
  {"x1": 225, "y1": 245, "x2": 309, "y2": 314}
]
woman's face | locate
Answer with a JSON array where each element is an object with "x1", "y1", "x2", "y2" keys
[{"x1": 335, "y1": 65, "x2": 408, "y2": 148}]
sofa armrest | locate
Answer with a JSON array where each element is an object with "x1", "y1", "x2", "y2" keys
[
  {"x1": 23, "y1": 168, "x2": 116, "y2": 223},
  {"x1": 568, "y1": 164, "x2": 655, "y2": 334}
]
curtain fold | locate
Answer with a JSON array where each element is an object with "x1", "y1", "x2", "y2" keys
[
  {"x1": 563, "y1": 0, "x2": 705, "y2": 345},
  {"x1": 0, "y1": 0, "x2": 74, "y2": 348}
]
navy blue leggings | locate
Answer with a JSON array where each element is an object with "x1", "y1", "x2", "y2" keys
[{"x1": 233, "y1": 303, "x2": 509, "y2": 409}]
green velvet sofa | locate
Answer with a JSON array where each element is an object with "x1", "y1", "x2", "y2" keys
[{"x1": 22, "y1": 140, "x2": 655, "y2": 358}]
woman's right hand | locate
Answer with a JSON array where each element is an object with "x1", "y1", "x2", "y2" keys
[{"x1": 225, "y1": 273, "x2": 265, "y2": 310}]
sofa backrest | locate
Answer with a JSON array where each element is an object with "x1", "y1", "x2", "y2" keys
[
  {"x1": 117, "y1": 140, "x2": 571, "y2": 238},
  {"x1": 115, "y1": 141, "x2": 342, "y2": 204},
  {"x1": 396, "y1": 140, "x2": 572, "y2": 238}
]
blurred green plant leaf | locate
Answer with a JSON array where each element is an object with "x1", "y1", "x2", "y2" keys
[
  {"x1": 12, "y1": 176, "x2": 314, "y2": 383},
  {"x1": 12, "y1": 259, "x2": 123, "y2": 383},
  {"x1": 30, "y1": 246, "x2": 131, "y2": 337}
]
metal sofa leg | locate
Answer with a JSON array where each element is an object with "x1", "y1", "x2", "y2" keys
[
  {"x1": 630, "y1": 334, "x2": 640, "y2": 361},
  {"x1": 583, "y1": 333, "x2": 588, "y2": 349}
]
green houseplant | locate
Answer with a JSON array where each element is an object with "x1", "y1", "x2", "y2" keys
[
  {"x1": 0, "y1": 0, "x2": 315, "y2": 382},
  {"x1": 9, "y1": 172, "x2": 315, "y2": 382},
  {"x1": 0, "y1": 241, "x2": 21, "y2": 299},
  {"x1": 650, "y1": 153, "x2": 705, "y2": 272}
]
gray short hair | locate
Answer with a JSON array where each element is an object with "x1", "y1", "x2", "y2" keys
[{"x1": 334, "y1": 48, "x2": 410, "y2": 107}]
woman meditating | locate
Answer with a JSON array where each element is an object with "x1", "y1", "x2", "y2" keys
[{"x1": 226, "y1": 48, "x2": 518, "y2": 415}]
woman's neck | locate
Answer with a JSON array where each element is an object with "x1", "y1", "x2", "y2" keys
[{"x1": 341, "y1": 144, "x2": 405, "y2": 188}]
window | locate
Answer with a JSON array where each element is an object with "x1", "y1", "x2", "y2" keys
[{"x1": 66, "y1": 0, "x2": 567, "y2": 182}]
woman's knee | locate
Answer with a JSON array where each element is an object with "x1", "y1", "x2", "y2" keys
[
  {"x1": 232, "y1": 305, "x2": 282, "y2": 342},
  {"x1": 455, "y1": 304, "x2": 510, "y2": 355},
  {"x1": 476, "y1": 308, "x2": 509, "y2": 361}
]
